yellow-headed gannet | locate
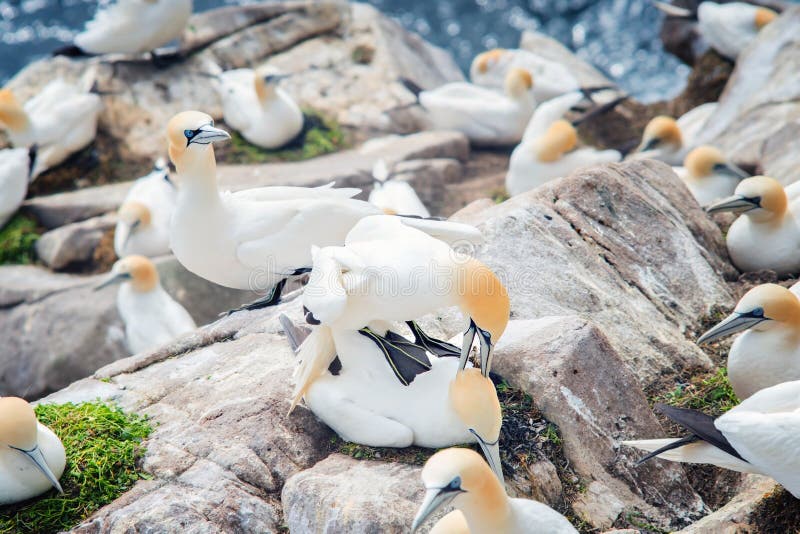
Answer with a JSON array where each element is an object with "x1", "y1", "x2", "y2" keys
[
  {"x1": 95, "y1": 255, "x2": 196, "y2": 355},
  {"x1": 697, "y1": 283, "x2": 800, "y2": 400},
  {"x1": 0, "y1": 397, "x2": 65, "y2": 505},
  {"x1": 412, "y1": 448, "x2": 578, "y2": 533},
  {"x1": 673, "y1": 145, "x2": 748, "y2": 206},
  {"x1": 0, "y1": 147, "x2": 35, "y2": 228},
  {"x1": 706, "y1": 176, "x2": 800, "y2": 276},
  {"x1": 625, "y1": 379, "x2": 800, "y2": 498},
  {"x1": 631, "y1": 103, "x2": 717, "y2": 165},
  {"x1": 367, "y1": 159, "x2": 430, "y2": 217}
]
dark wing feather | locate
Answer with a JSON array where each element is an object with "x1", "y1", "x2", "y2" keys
[
  {"x1": 359, "y1": 328, "x2": 432, "y2": 386},
  {"x1": 406, "y1": 321, "x2": 460, "y2": 358},
  {"x1": 655, "y1": 404, "x2": 745, "y2": 461}
]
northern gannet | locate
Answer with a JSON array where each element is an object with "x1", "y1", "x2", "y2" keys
[
  {"x1": 706, "y1": 176, "x2": 800, "y2": 276},
  {"x1": 624, "y1": 379, "x2": 800, "y2": 498},
  {"x1": 412, "y1": 448, "x2": 578, "y2": 533},
  {"x1": 367, "y1": 160, "x2": 430, "y2": 217},
  {"x1": 114, "y1": 159, "x2": 176, "y2": 258},
  {"x1": 697, "y1": 283, "x2": 800, "y2": 400},
  {"x1": 0, "y1": 397, "x2": 66, "y2": 505},
  {"x1": 0, "y1": 147, "x2": 34, "y2": 228},
  {"x1": 673, "y1": 145, "x2": 748, "y2": 206},
  {"x1": 217, "y1": 66, "x2": 303, "y2": 149},
  {"x1": 0, "y1": 80, "x2": 102, "y2": 178},
  {"x1": 95, "y1": 255, "x2": 196, "y2": 355},
  {"x1": 632, "y1": 103, "x2": 717, "y2": 165}
]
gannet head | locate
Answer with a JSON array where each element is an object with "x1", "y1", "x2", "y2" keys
[
  {"x1": 95, "y1": 255, "x2": 159, "y2": 293},
  {"x1": 457, "y1": 257, "x2": 511, "y2": 344},
  {"x1": 698, "y1": 284, "x2": 800, "y2": 343},
  {"x1": 0, "y1": 88, "x2": 30, "y2": 133},
  {"x1": 449, "y1": 369, "x2": 503, "y2": 483},
  {"x1": 754, "y1": 7, "x2": 777, "y2": 29},
  {"x1": 705, "y1": 176, "x2": 787, "y2": 222},
  {"x1": 504, "y1": 68, "x2": 534, "y2": 99},
  {"x1": 638, "y1": 116, "x2": 682, "y2": 153},
  {"x1": 254, "y1": 66, "x2": 289, "y2": 103},
  {"x1": 116, "y1": 201, "x2": 151, "y2": 251},
  {"x1": 470, "y1": 48, "x2": 508, "y2": 78},
  {"x1": 0, "y1": 397, "x2": 64, "y2": 494},
  {"x1": 166, "y1": 111, "x2": 230, "y2": 172},
  {"x1": 302, "y1": 246, "x2": 350, "y2": 326},
  {"x1": 535, "y1": 119, "x2": 578, "y2": 163},
  {"x1": 684, "y1": 145, "x2": 748, "y2": 180}
]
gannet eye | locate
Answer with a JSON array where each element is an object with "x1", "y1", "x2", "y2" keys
[
  {"x1": 751, "y1": 307, "x2": 765, "y2": 318},
  {"x1": 447, "y1": 476, "x2": 462, "y2": 491},
  {"x1": 184, "y1": 130, "x2": 195, "y2": 139}
]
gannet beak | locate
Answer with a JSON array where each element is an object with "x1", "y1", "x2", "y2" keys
[
  {"x1": 117, "y1": 221, "x2": 139, "y2": 251},
  {"x1": 637, "y1": 138, "x2": 659, "y2": 153},
  {"x1": 705, "y1": 194, "x2": 760, "y2": 214},
  {"x1": 93, "y1": 272, "x2": 130, "y2": 291},
  {"x1": 713, "y1": 162, "x2": 749, "y2": 180},
  {"x1": 13, "y1": 444, "x2": 64, "y2": 494},
  {"x1": 411, "y1": 487, "x2": 460, "y2": 532},
  {"x1": 469, "y1": 429, "x2": 504, "y2": 483},
  {"x1": 264, "y1": 73, "x2": 290, "y2": 84},
  {"x1": 697, "y1": 310, "x2": 768, "y2": 344},
  {"x1": 459, "y1": 320, "x2": 477, "y2": 371},
  {"x1": 189, "y1": 123, "x2": 231, "y2": 146}
]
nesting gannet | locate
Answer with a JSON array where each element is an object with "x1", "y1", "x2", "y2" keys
[
  {"x1": 367, "y1": 159, "x2": 430, "y2": 217},
  {"x1": 0, "y1": 147, "x2": 34, "y2": 228},
  {"x1": 412, "y1": 448, "x2": 578, "y2": 533},
  {"x1": 697, "y1": 283, "x2": 800, "y2": 400},
  {"x1": 673, "y1": 145, "x2": 748, "y2": 206},
  {"x1": 217, "y1": 66, "x2": 303, "y2": 149},
  {"x1": 654, "y1": 1, "x2": 777, "y2": 61},
  {"x1": 282, "y1": 316, "x2": 504, "y2": 481},
  {"x1": 0, "y1": 397, "x2": 66, "y2": 505},
  {"x1": 632, "y1": 103, "x2": 717, "y2": 165},
  {"x1": 0, "y1": 80, "x2": 102, "y2": 178},
  {"x1": 95, "y1": 255, "x2": 196, "y2": 354},
  {"x1": 58, "y1": 0, "x2": 192, "y2": 56},
  {"x1": 706, "y1": 176, "x2": 800, "y2": 275},
  {"x1": 624, "y1": 379, "x2": 800, "y2": 498},
  {"x1": 410, "y1": 68, "x2": 536, "y2": 146}
]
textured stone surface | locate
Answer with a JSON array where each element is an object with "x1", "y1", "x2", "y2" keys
[
  {"x1": 519, "y1": 30, "x2": 614, "y2": 88},
  {"x1": 677, "y1": 475, "x2": 777, "y2": 533},
  {"x1": 35, "y1": 213, "x2": 116, "y2": 270},
  {"x1": 24, "y1": 182, "x2": 130, "y2": 229}
]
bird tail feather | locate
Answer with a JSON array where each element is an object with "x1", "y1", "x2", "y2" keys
[{"x1": 289, "y1": 325, "x2": 337, "y2": 414}]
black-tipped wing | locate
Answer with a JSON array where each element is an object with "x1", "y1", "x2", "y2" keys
[
  {"x1": 655, "y1": 404, "x2": 745, "y2": 461},
  {"x1": 279, "y1": 314, "x2": 312, "y2": 353},
  {"x1": 406, "y1": 321, "x2": 460, "y2": 358},
  {"x1": 636, "y1": 434, "x2": 700, "y2": 465},
  {"x1": 399, "y1": 78, "x2": 424, "y2": 100},
  {"x1": 359, "y1": 328, "x2": 432, "y2": 386}
]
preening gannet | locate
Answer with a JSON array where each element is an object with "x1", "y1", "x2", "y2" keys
[
  {"x1": 632, "y1": 103, "x2": 717, "y2": 165},
  {"x1": 0, "y1": 147, "x2": 34, "y2": 228},
  {"x1": 624, "y1": 379, "x2": 800, "y2": 498},
  {"x1": 412, "y1": 448, "x2": 578, "y2": 533},
  {"x1": 217, "y1": 66, "x2": 303, "y2": 149},
  {"x1": 673, "y1": 145, "x2": 748, "y2": 206},
  {"x1": 411, "y1": 68, "x2": 536, "y2": 146},
  {"x1": 114, "y1": 159, "x2": 176, "y2": 258},
  {"x1": 706, "y1": 176, "x2": 800, "y2": 276},
  {"x1": 697, "y1": 283, "x2": 800, "y2": 400},
  {"x1": 0, "y1": 397, "x2": 66, "y2": 505},
  {"x1": 367, "y1": 159, "x2": 430, "y2": 217},
  {"x1": 95, "y1": 255, "x2": 196, "y2": 355},
  {"x1": 0, "y1": 80, "x2": 102, "y2": 178}
]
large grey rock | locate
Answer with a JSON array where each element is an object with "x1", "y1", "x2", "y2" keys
[
  {"x1": 24, "y1": 182, "x2": 130, "y2": 229},
  {"x1": 677, "y1": 475, "x2": 777, "y2": 533},
  {"x1": 35, "y1": 213, "x2": 116, "y2": 270},
  {"x1": 519, "y1": 30, "x2": 614, "y2": 88}
]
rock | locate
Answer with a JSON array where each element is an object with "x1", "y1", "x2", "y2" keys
[
  {"x1": 572, "y1": 481, "x2": 627, "y2": 530},
  {"x1": 760, "y1": 122, "x2": 800, "y2": 185},
  {"x1": 506, "y1": 458, "x2": 564, "y2": 507},
  {"x1": 677, "y1": 475, "x2": 777, "y2": 533},
  {"x1": 387, "y1": 158, "x2": 464, "y2": 216},
  {"x1": 281, "y1": 454, "x2": 423, "y2": 533},
  {"x1": 24, "y1": 182, "x2": 130, "y2": 229},
  {"x1": 0, "y1": 264, "x2": 85, "y2": 308},
  {"x1": 35, "y1": 213, "x2": 116, "y2": 270},
  {"x1": 519, "y1": 31, "x2": 613, "y2": 89}
]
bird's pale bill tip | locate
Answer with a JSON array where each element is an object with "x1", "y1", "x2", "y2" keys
[
  {"x1": 697, "y1": 311, "x2": 765, "y2": 344},
  {"x1": 412, "y1": 488, "x2": 456, "y2": 533}
]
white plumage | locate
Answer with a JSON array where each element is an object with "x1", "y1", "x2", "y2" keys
[
  {"x1": 367, "y1": 160, "x2": 430, "y2": 217},
  {"x1": 0, "y1": 148, "x2": 31, "y2": 228},
  {"x1": 631, "y1": 103, "x2": 718, "y2": 166},
  {"x1": 697, "y1": 2, "x2": 777, "y2": 60}
]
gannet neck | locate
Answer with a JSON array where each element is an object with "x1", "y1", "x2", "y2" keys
[
  {"x1": 533, "y1": 120, "x2": 577, "y2": 163},
  {"x1": 456, "y1": 466, "x2": 513, "y2": 532},
  {"x1": 0, "y1": 89, "x2": 31, "y2": 134},
  {"x1": 254, "y1": 77, "x2": 276, "y2": 104},
  {"x1": 504, "y1": 68, "x2": 533, "y2": 100},
  {"x1": 175, "y1": 147, "x2": 222, "y2": 203},
  {"x1": 456, "y1": 257, "x2": 510, "y2": 342}
]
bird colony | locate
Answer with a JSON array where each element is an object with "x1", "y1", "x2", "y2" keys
[{"x1": 0, "y1": 0, "x2": 798, "y2": 533}]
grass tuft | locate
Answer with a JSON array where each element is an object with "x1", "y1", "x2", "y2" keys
[
  {"x1": 655, "y1": 367, "x2": 738, "y2": 417},
  {"x1": 0, "y1": 214, "x2": 40, "y2": 265},
  {"x1": 0, "y1": 401, "x2": 152, "y2": 534}
]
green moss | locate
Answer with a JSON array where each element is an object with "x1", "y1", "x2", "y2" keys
[
  {"x1": 490, "y1": 187, "x2": 510, "y2": 204},
  {"x1": 621, "y1": 510, "x2": 670, "y2": 534},
  {"x1": 331, "y1": 436, "x2": 432, "y2": 466},
  {"x1": 655, "y1": 367, "x2": 738, "y2": 416},
  {"x1": 0, "y1": 214, "x2": 40, "y2": 265},
  {"x1": 0, "y1": 402, "x2": 152, "y2": 534}
]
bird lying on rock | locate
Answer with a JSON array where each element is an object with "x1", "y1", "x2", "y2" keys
[
  {"x1": 0, "y1": 396, "x2": 66, "y2": 505},
  {"x1": 630, "y1": 103, "x2": 717, "y2": 166},
  {"x1": 673, "y1": 145, "x2": 748, "y2": 206},
  {"x1": 0, "y1": 147, "x2": 36, "y2": 228},
  {"x1": 367, "y1": 159, "x2": 431, "y2": 217}
]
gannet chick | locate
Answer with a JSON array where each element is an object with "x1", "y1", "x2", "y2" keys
[
  {"x1": 506, "y1": 119, "x2": 621, "y2": 196},
  {"x1": 59, "y1": 0, "x2": 192, "y2": 56},
  {"x1": 114, "y1": 159, "x2": 176, "y2": 258},
  {"x1": 412, "y1": 448, "x2": 577, "y2": 533},
  {"x1": 0, "y1": 147, "x2": 35, "y2": 228},
  {"x1": 367, "y1": 159, "x2": 430, "y2": 217},
  {"x1": 413, "y1": 68, "x2": 536, "y2": 146},
  {"x1": 673, "y1": 145, "x2": 748, "y2": 206},
  {"x1": 0, "y1": 397, "x2": 66, "y2": 505},
  {"x1": 697, "y1": 283, "x2": 800, "y2": 400},
  {"x1": 706, "y1": 176, "x2": 800, "y2": 275},
  {"x1": 632, "y1": 103, "x2": 717, "y2": 165},
  {"x1": 624, "y1": 379, "x2": 800, "y2": 498},
  {"x1": 217, "y1": 66, "x2": 303, "y2": 149},
  {"x1": 95, "y1": 255, "x2": 196, "y2": 355},
  {"x1": 0, "y1": 81, "x2": 102, "y2": 178}
]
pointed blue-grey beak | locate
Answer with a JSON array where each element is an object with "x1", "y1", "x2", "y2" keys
[{"x1": 12, "y1": 444, "x2": 64, "y2": 494}]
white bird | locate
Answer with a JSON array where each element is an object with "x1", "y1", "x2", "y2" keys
[
  {"x1": 697, "y1": 283, "x2": 800, "y2": 400},
  {"x1": 409, "y1": 68, "x2": 536, "y2": 146},
  {"x1": 0, "y1": 396, "x2": 66, "y2": 505},
  {"x1": 624, "y1": 379, "x2": 800, "y2": 498},
  {"x1": 95, "y1": 255, "x2": 196, "y2": 355},
  {"x1": 65, "y1": 0, "x2": 193, "y2": 56},
  {"x1": 0, "y1": 80, "x2": 102, "y2": 178},
  {"x1": 282, "y1": 315, "x2": 504, "y2": 481},
  {"x1": 673, "y1": 145, "x2": 748, "y2": 206},
  {"x1": 367, "y1": 159, "x2": 430, "y2": 217},
  {"x1": 216, "y1": 66, "x2": 303, "y2": 149},
  {"x1": 114, "y1": 159, "x2": 176, "y2": 258},
  {"x1": 654, "y1": 1, "x2": 778, "y2": 61},
  {"x1": 412, "y1": 447, "x2": 578, "y2": 533},
  {"x1": 706, "y1": 176, "x2": 800, "y2": 276},
  {"x1": 631, "y1": 103, "x2": 717, "y2": 165},
  {"x1": 0, "y1": 147, "x2": 34, "y2": 228}
]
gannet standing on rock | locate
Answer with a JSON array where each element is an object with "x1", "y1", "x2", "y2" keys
[
  {"x1": 624, "y1": 379, "x2": 800, "y2": 498},
  {"x1": 673, "y1": 145, "x2": 748, "y2": 206},
  {"x1": 697, "y1": 284, "x2": 800, "y2": 400},
  {"x1": 706, "y1": 176, "x2": 800, "y2": 275},
  {"x1": 0, "y1": 147, "x2": 35, "y2": 228},
  {"x1": 367, "y1": 159, "x2": 430, "y2": 217},
  {"x1": 0, "y1": 397, "x2": 66, "y2": 505},
  {"x1": 95, "y1": 255, "x2": 196, "y2": 355},
  {"x1": 412, "y1": 448, "x2": 578, "y2": 533},
  {"x1": 631, "y1": 103, "x2": 717, "y2": 165},
  {"x1": 114, "y1": 159, "x2": 176, "y2": 258}
]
